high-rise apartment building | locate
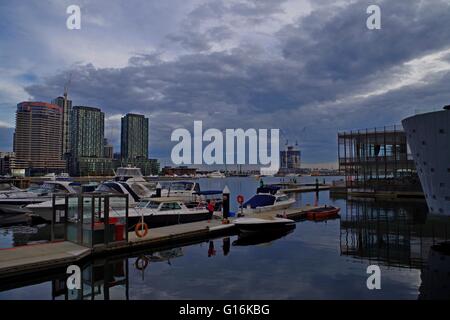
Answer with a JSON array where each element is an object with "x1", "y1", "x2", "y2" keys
[
  {"x1": 13, "y1": 102, "x2": 66, "y2": 174},
  {"x1": 121, "y1": 113, "x2": 149, "y2": 160},
  {"x1": 52, "y1": 95, "x2": 72, "y2": 158},
  {"x1": 70, "y1": 106, "x2": 104, "y2": 158}
]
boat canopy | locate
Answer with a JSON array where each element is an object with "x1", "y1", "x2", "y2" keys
[
  {"x1": 243, "y1": 194, "x2": 275, "y2": 208},
  {"x1": 257, "y1": 185, "x2": 281, "y2": 195}
]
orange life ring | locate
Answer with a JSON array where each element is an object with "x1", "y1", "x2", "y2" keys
[{"x1": 135, "y1": 222, "x2": 149, "y2": 238}]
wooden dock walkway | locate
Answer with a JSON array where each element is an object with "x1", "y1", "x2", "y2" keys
[
  {"x1": 0, "y1": 241, "x2": 90, "y2": 280},
  {"x1": 0, "y1": 205, "x2": 321, "y2": 280}
]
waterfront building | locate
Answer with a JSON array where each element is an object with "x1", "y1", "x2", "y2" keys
[
  {"x1": 52, "y1": 95, "x2": 72, "y2": 159},
  {"x1": 70, "y1": 106, "x2": 113, "y2": 176},
  {"x1": 13, "y1": 102, "x2": 66, "y2": 175},
  {"x1": 337, "y1": 125, "x2": 420, "y2": 192},
  {"x1": 402, "y1": 106, "x2": 450, "y2": 215},
  {"x1": 279, "y1": 145, "x2": 301, "y2": 175},
  {"x1": 162, "y1": 166, "x2": 197, "y2": 176},
  {"x1": 104, "y1": 138, "x2": 114, "y2": 159},
  {"x1": 0, "y1": 152, "x2": 16, "y2": 176},
  {"x1": 121, "y1": 113, "x2": 149, "y2": 160}
]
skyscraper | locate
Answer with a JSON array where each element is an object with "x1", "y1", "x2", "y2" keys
[
  {"x1": 13, "y1": 102, "x2": 66, "y2": 174},
  {"x1": 69, "y1": 106, "x2": 114, "y2": 176},
  {"x1": 70, "y1": 106, "x2": 105, "y2": 158},
  {"x1": 121, "y1": 113, "x2": 149, "y2": 160},
  {"x1": 52, "y1": 95, "x2": 72, "y2": 159}
]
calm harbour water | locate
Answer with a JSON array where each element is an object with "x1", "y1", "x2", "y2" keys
[{"x1": 0, "y1": 176, "x2": 449, "y2": 300}]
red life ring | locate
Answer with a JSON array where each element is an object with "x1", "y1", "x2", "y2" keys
[
  {"x1": 135, "y1": 222, "x2": 149, "y2": 238},
  {"x1": 237, "y1": 195, "x2": 244, "y2": 204}
]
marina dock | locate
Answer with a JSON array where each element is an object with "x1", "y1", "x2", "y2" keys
[{"x1": 0, "y1": 205, "x2": 319, "y2": 280}]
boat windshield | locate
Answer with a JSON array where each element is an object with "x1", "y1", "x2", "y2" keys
[
  {"x1": 137, "y1": 201, "x2": 160, "y2": 209},
  {"x1": 276, "y1": 195, "x2": 289, "y2": 202},
  {"x1": 30, "y1": 183, "x2": 68, "y2": 194},
  {"x1": 116, "y1": 168, "x2": 143, "y2": 177},
  {"x1": 95, "y1": 183, "x2": 124, "y2": 194}
]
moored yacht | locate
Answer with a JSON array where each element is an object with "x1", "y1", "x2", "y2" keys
[
  {"x1": 110, "y1": 197, "x2": 212, "y2": 228},
  {"x1": 241, "y1": 186, "x2": 295, "y2": 214},
  {"x1": 207, "y1": 171, "x2": 226, "y2": 178},
  {"x1": 0, "y1": 181, "x2": 79, "y2": 206}
]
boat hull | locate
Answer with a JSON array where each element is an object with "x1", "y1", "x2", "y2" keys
[
  {"x1": 127, "y1": 211, "x2": 213, "y2": 229},
  {"x1": 306, "y1": 207, "x2": 340, "y2": 221},
  {"x1": 242, "y1": 199, "x2": 295, "y2": 214},
  {"x1": 234, "y1": 217, "x2": 295, "y2": 234}
]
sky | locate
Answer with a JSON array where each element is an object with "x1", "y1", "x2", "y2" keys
[{"x1": 1, "y1": 0, "x2": 450, "y2": 168}]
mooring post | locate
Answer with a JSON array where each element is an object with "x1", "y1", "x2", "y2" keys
[
  {"x1": 222, "y1": 185, "x2": 230, "y2": 223},
  {"x1": 156, "y1": 182, "x2": 162, "y2": 197}
]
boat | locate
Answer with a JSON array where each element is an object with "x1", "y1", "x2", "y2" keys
[
  {"x1": 0, "y1": 181, "x2": 79, "y2": 206},
  {"x1": 109, "y1": 197, "x2": 213, "y2": 228},
  {"x1": 207, "y1": 171, "x2": 226, "y2": 178},
  {"x1": 26, "y1": 181, "x2": 141, "y2": 222},
  {"x1": 233, "y1": 217, "x2": 295, "y2": 234},
  {"x1": 305, "y1": 206, "x2": 340, "y2": 221},
  {"x1": 232, "y1": 226, "x2": 295, "y2": 246},
  {"x1": 242, "y1": 186, "x2": 295, "y2": 214}
]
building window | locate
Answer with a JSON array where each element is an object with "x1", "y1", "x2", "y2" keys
[
  {"x1": 416, "y1": 153, "x2": 420, "y2": 158},
  {"x1": 422, "y1": 141, "x2": 426, "y2": 145},
  {"x1": 439, "y1": 129, "x2": 445, "y2": 134},
  {"x1": 413, "y1": 129, "x2": 416, "y2": 133},
  {"x1": 445, "y1": 196, "x2": 450, "y2": 201},
  {"x1": 433, "y1": 195, "x2": 436, "y2": 199},
  {"x1": 431, "y1": 168, "x2": 435, "y2": 172},
  {"x1": 440, "y1": 183, "x2": 445, "y2": 188},
  {"x1": 423, "y1": 162, "x2": 427, "y2": 166}
]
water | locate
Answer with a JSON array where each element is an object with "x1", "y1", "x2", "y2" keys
[{"x1": 1, "y1": 176, "x2": 449, "y2": 300}]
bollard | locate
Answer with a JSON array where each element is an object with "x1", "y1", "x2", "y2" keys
[
  {"x1": 222, "y1": 185, "x2": 230, "y2": 223},
  {"x1": 315, "y1": 178, "x2": 319, "y2": 192},
  {"x1": 156, "y1": 182, "x2": 162, "y2": 197}
]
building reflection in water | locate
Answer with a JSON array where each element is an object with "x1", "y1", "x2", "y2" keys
[
  {"x1": 340, "y1": 198, "x2": 450, "y2": 298},
  {"x1": 419, "y1": 242, "x2": 450, "y2": 299}
]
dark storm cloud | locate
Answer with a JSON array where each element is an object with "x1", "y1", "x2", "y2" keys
[{"x1": 22, "y1": 0, "x2": 450, "y2": 165}]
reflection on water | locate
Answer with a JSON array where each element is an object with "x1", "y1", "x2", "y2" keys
[
  {"x1": 419, "y1": 242, "x2": 450, "y2": 299},
  {"x1": 0, "y1": 177, "x2": 450, "y2": 299},
  {"x1": 340, "y1": 199, "x2": 449, "y2": 269}
]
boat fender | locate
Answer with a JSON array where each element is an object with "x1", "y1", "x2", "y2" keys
[{"x1": 135, "y1": 222, "x2": 149, "y2": 238}]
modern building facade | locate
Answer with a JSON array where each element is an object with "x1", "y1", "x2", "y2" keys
[
  {"x1": 402, "y1": 107, "x2": 450, "y2": 215},
  {"x1": 338, "y1": 125, "x2": 419, "y2": 192},
  {"x1": 0, "y1": 152, "x2": 16, "y2": 176},
  {"x1": 279, "y1": 145, "x2": 301, "y2": 174},
  {"x1": 70, "y1": 106, "x2": 113, "y2": 176},
  {"x1": 52, "y1": 95, "x2": 72, "y2": 159},
  {"x1": 13, "y1": 102, "x2": 66, "y2": 175},
  {"x1": 70, "y1": 106, "x2": 105, "y2": 158},
  {"x1": 104, "y1": 138, "x2": 114, "y2": 159},
  {"x1": 121, "y1": 113, "x2": 149, "y2": 160}
]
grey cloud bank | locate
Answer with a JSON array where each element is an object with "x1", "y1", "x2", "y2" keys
[{"x1": 2, "y1": 0, "x2": 450, "y2": 167}]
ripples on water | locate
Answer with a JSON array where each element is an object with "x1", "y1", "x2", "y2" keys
[{"x1": 0, "y1": 176, "x2": 449, "y2": 300}]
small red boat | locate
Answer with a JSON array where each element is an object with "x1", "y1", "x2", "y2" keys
[{"x1": 305, "y1": 206, "x2": 340, "y2": 221}]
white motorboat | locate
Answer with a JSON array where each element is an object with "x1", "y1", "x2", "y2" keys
[
  {"x1": 110, "y1": 197, "x2": 213, "y2": 228},
  {"x1": 207, "y1": 171, "x2": 226, "y2": 178},
  {"x1": 26, "y1": 181, "x2": 140, "y2": 222},
  {"x1": 233, "y1": 217, "x2": 295, "y2": 234},
  {"x1": 0, "y1": 181, "x2": 79, "y2": 206},
  {"x1": 241, "y1": 186, "x2": 295, "y2": 214}
]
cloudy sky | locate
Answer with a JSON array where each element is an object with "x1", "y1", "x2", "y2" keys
[{"x1": 1, "y1": 0, "x2": 450, "y2": 168}]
